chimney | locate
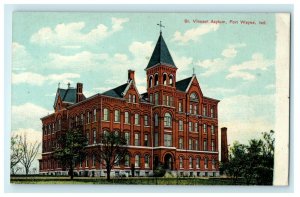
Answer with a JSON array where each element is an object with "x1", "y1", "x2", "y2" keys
[
  {"x1": 76, "y1": 83, "x2": 83, "y2": 102},
  {"x1": 221, "y1": 127, "x2": 229, "y2": 163},
  {"x1": 128, "y1": 69, "x2": 135, "y2": 82}
]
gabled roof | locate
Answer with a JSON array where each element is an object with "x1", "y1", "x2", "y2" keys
[
  {"x1": 54, "y1": 88, "x2": 77, "y2": 107},
  {"x1": 176, "y1": 76, "x2": 193, "y2": 92},
  {"x1": 146, "y1": 33, "x2": 176, "y2": 69},
  {"x1": 102, "y1": 83, "x2": 129, "y2": 98}
]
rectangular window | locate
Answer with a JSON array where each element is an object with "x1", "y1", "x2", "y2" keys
[
  {"x1": 154, "y1": 132, "x2": 158, "y2": 147},
  {"x1": 134, "y1": 114, "x2": 140, "y2": 125},
  {"x1": 179, "y1": 137, "x2": 183, "y2": 149},
  {"x1": 86, "y1": 131, "x2": 90, "y2": 144},
  {"x1": 125, "y1": 112, "x2": 130, "y2": 124},
  {"x1": 149, "y1": 94, "x2": 153, "y2": 103},
  {"x1": 170, "y1": 96, "x2": 173, "y2": 107},
  {"x1": 212, "y1": 140, "x2": 215, "y2": 151},
  {"x1": 195, "y1": 123, "x2": 198, "y2": 132},
  {"x1": 203, "y1": 124, "x2": 207, "y2": 133},
  {"x1": 144, "y1": 134, "x2": 149, "y2": 146},
  {"x1": 204, "y1": 158, "x2": 208, "y2": 169},
  {"x1": 194, "y1": 105, "x2": 197, "y2": 115},
  {"x1": 81, "y1": 114, "x2": 84, "y2": 125},
  {"x1": 195, "y1": 140, "x2": 198, "y2": 150},
  {"x1": 154, "y1": 93, "x2": 159, "y2": 105},
  {"x1": 189, "y1": 122, "x2": 192, "y2": 132},
  {"x1": 164, "y1": 134, "x2": 172, "y2": 147},
  {"x1": 179, "y1": 120, "x2": 183, "y2": 131},
  {"x1": 125, "y1": 155, "x2": 130, "y2": 167},
  {"x1": 211, "y1": 125, "x2": 215, "y2": 135},
  {"x1": 135, "y1": 155, "x2": 140, "y2": 167},
  {"x1": 145, "y1": 156, "x2": 150, "y2": 168},
  {"x1": 93, "y1": 109, "x2": 97, "y2": 122},
  {"x1": 58, "y1": 119, "x2": 61, "y2": 130},
  {"x1": 189, "y1": 157, "x2": 193, "y2": 169},
  {"x1": 178, "y1": 102, "x2": 182, "y2": 112},
  {"x1": 114, "y1": 110, "x2": 120, "y2": 122},
  {"x1": 189, "y1": 139, "x2": 192, "y2": 150},
  {"x1": 204, "y1": 140, "x2": 207, "y2": 151},
  {"x1": 87, "y1": 112, "x2": 90, "y2": 123},
  {"x1": 210, "y1": 107, "x2": 214, "y2": 118},
  {"x1": 144, "y1": 115, "x2": 148, "y2": 126},
  {"x1": 189, "y1": 104, "x2": 193, "y2": 114},
  {"x1": 154, "y1": 114, "x2": 158, "y2": 126},
  {"x1": 125, "y1": 132, "x2": 130, "y2": 145},
  {"x1": 163, "y1": 95, "x2": 167, "y2": 105},
  {"x1": 93, "y1": 130, "x2": 96, "y2": 144},
  {"x1": 133, "y1": 95, "x2": 136, "y2": 103},
  {"x1": 85, "y1": 156, "x2": 89, "y2": 167},
  {"x1": 203, "y1": 106, "x2": 207, "y2": 116},
  {"x1": 134, "y1": 133, "x2": 140, "y2": 146},
  {"x1": 128, "y1": 94, "x2": 132, "y2": 102},
  {"x1": 92, "y1": 154, "x2": 95, "y2": 167}
]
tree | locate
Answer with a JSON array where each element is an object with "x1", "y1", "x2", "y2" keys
[
  {"x1": 19, "y1": 134, "x2": 41, "y2": 175},
  {"x1": 93, "y1": 131, "x2": 128, "y2": 180},
  {"x1": 221, "y1": 130, "x2": 275, "y2": 185},
  {"x1": 10, "y1": 134, "x2": 24, "y2": 175},
  {"x1": 54, "y1": 125, "x2": 87, "y2": 180},
  {"x1": 221, "y1": 142, "x2": 247, "y2": 184}
]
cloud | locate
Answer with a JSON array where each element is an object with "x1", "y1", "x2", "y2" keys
[
  {"x1": 196, "y1": 43, "x2": 246, "y2": 77},
  {"x1": 12, "y1": 42, "x2": 32, "y2": 71},
  {"x1": 226, "y1": 53, "x2": 274, "y2": 80},
  {"x1": 172, "y1": 52, "x2": 193, "y2": 72},
  {"x1": 12, "y1": 72, "x2": 80, "y2": 86},
  {"x1": 265, "y1": 84, "x2": 275, "y2": 90},
  {"x1": 12, "y1": 103, "x2": 51, "y2": 131},
  {"x1": 218, "y1": 94, "x2": 275, "y2": 145},
  {"x1": 129, "y1": 41, "x2": 153, "y2": 59},
  {"x1": 30, "y1": 18, "x2": 129, "y2": 47},
  {"x1": 172, "y1": 24, "x2": 219, "y2": 44}
]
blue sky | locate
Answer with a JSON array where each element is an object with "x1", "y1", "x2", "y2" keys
[{"x1": 12, "y1": 12, "x2": 276, "y2": 150}]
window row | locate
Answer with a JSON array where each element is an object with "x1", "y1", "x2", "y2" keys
[
  {"x1": 179, "y1": 157, "x2": 216, "y2": 169},
  {"x1": 148, "y1": 73, "x2": 174, "y2": 88},
  {"x1": 43, "y1": 119, "x2": 61, "y2": 135}
]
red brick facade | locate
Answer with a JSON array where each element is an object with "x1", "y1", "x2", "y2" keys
[{"x1": 39, "y1": 33, "x2": 220, "y2": 177}]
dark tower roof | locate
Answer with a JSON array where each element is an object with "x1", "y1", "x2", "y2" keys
[{"x1": 146, "y1": 33, "x2": 176, "y2": 69}]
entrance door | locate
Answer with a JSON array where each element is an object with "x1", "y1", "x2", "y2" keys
[{"x1": 164, "y1": 154, "x2": 173, "y2": 170}]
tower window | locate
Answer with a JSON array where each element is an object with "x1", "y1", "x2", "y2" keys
[
  {"x1": 169, "y1": 75, "x2": 173, "y2": 86},
  {"x1": 163, "y1": 73, "x2": 167, "y2": 85},
  {"x1": 149, "y1": 76, "x2": 153, "y2": 88},
  {"x1": 154, "y1": 74, "x2": 159, "y2": 86}
]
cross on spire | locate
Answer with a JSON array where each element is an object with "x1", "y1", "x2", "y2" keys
[{"x1": 157, "y1": 20, "x2": 165, "y2": 34}]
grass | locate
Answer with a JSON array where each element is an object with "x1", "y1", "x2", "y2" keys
[{"x1": 10, "y1": 176, "x2": 247, "y2": 185}]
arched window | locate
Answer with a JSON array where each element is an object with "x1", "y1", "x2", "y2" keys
[
  {"x1": 196, "y1": 157, "x2": 200, "y2": 168},
  {"x1": 204, "y1": 158, "x2": 208, "y2": 169},
  {"x1": 164, "y1": 113, "x2": 172, "y2": 127},
  {"x1": 189, "y1": 157, "x2": 193, "y2": 168},
  {"x1": 179, "y1": 156, "x2": 184, "y2": 168},
  {"x1": 135, "y1": 155, "x2": 140, "y2": 167},
  {"x1": 212, "y1": 159, "x2": 216, "y2": 169},
  {"x1": 114, "y1": 110, "x2": 120, "y2": 122},
  {"x1": 145, "y1": 155, "x2": 150, "y2": 168},
  {"x1": 149, "y1": 76, "x2": 153, "y2": 88},
  {"x1": 163, "y1": 73, "x2": 167, "y2": 85},
  {"x1": 154, "y1": 74, "x2": 159, "y2": 86},
  {"x1": 125, "y1": 154, "x2": 130, "y2": 167},
  {"x1": 169, "y1": 75, "x2": 173, "y2": 86},
  {"x1": 103, "y1": 108, "x2": 109, "y2": 121},
  {"x1": 190, "y1": 92, "x2": 198, "y2": 102}
]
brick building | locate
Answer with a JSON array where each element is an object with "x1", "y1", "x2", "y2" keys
[{"x1": 39, "y1": 32, "x2": 220, "y2": 177}]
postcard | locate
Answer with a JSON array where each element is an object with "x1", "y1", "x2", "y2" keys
[{"x1": 10, "y1": 12, "x2": 290, "y2": 186}]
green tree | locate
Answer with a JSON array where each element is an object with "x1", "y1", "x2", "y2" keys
[
  {"x1": 93, "y1": 131, "x2": 128, "y2": 181},
  {"x1": 222, "y1": 142, "x2": 247, "y2": 184},
  {"x1": 221, "y1": 130, "x2": 275, "y2": 185},
  {"x1": 54, "y1": 125, "x2": 87, "y2": 180}
]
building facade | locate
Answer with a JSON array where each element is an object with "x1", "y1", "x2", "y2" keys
[{"x1": 39, "y1": 32, "x2": 220, "y2": 177}]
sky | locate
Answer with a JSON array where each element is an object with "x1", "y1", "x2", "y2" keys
[{"x1": 11, "y1": 12, "x2": 276, "y2": 170}]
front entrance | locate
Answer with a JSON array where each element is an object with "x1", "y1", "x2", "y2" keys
[{"x1": 164, "y1": 153, "x2": 173, "y2": 170}]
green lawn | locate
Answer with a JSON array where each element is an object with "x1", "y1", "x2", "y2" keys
[{"x1": 10, "y1": 176, "x2": 247, "y2": 185}]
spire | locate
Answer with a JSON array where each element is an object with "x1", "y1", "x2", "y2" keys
[{"x1": 146, "y1": 33, "x2": 176, "y2": 69}]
